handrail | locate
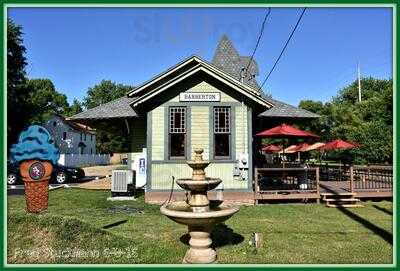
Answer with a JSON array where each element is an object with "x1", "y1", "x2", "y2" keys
[{"x1": 256, "y1": 167, "x2": 319, "y2": 172}]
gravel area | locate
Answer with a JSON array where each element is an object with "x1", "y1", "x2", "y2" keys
[{"x1": 78, "y1": 164, "x2": 126, "y2": 190}]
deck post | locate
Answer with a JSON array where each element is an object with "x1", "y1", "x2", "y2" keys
[
  {"x1": 316, "y1": 167, "x2": 320, "y2": 204},
  {"x1": 254, "y1": 168, "x2": 259, "y2": 205},
  {"x1": 350, "y1": 166, "x2": 354, "y2": 193}
]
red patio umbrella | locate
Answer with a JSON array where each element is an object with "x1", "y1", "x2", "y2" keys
[
  {"x1": 256, "y1": 123, "x2": 319, "y2": 138},
  {"x1": 294, "y1": 143, "x2": 310, "y2": 152},
  {"x1": 319, "y1": 139, "x2": 360, "y2": 151},
  {"x1": 256, "y1": 124, "x2": 319, "y2": 166},
  {"x1": 261, "y1": 144, "x2": 282, "y2": 152},
  {"x1": 318, "y1": 139, "x2": 360, "y2": 178}
]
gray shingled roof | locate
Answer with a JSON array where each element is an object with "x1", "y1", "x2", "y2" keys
[
  {"x1": 212, "y1": 35, "x2": 260, "y2": 90},
  {"x1": 69, "y1": 96, "x2": 138, "y2": 120},
  {"x1": 260, "y1": 97, "x2": 320, "y2": 118},
  {"x1": 212, "y1": 35, "x2": 319, "y2": 119}
]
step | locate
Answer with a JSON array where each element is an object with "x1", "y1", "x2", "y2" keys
[
  {"x1": 324, "y1": 198, "x2": 360, "y2": 202},
  {"x1": 326, "y1": 203, "x2": 364, "y2": 208},
  {"x1": 322, "y1": 194, "x2": 356, "y2": 200},
  {"x1": 321, "y1": 192, "x2": 356, "y2": 196}
]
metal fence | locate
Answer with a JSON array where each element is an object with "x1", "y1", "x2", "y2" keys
[{"x1": 58, "y1": 154, "x2": 110, "y2": 167}]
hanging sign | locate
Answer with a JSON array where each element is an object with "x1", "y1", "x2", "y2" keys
[{"x1": 179, "y1": 92, "x2": 221, "y2": 102}]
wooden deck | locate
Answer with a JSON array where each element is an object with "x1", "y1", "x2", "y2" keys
[
  {"x1": 254, "y1": 165, "x2": 393, "y2": 204},
  {"x1": 254, "y1": 167, "x2": 321, "y2": 204},
  {"x1": 320, "y1": 181, "x2": 392, "y2": 198},
  {"x1": 145, "y1": 165, "x2": 392, "y2": 205}
]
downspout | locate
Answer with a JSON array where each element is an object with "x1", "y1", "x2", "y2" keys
[{"x1": 124, "y1": 119, "x2": 130, "y2": 134}]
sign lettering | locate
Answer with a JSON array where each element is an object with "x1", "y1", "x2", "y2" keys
[{"x1": 179, "y1": 92, "x2": 221, "y2": 102}]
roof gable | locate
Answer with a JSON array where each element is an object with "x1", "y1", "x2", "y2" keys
[{"x1": 129, "y1": 55, "x2": 273, "y2": 109}]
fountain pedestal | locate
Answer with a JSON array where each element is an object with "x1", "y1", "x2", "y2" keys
[
  {"x1": 184, "y1": 226, "x2": 215, "y2": 263},
  {"x1": 160, "y1": 149, "x2": 239, "y2": 264}
]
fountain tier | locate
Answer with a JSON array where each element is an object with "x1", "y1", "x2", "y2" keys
[{"x1": 160, "y1": 148, "x2": 239, "y2": 263}]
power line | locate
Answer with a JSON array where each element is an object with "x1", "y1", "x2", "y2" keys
[
  {"x1": 259, "y1": 7, "x2": 307, "y2": 91},
  {"x1": 244, "y1": 8, "x2": 272, "y2": 77}
]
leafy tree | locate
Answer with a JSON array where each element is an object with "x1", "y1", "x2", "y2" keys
[
  {"x1": 299, "y1": 77, "x2": 393, "y2": 165},
  {"x1": 7, "y1": 18, "x2": 27, "y2": 91},
  {"x1": 25, "y1": 79, "x2": 70, "y2": 124},
  {"x1": 83, "y1": 80, "x2": 134, "y2": 153},
  {"x1": 65, "y1": 99, "x2": 83, "y2": 117},
  {"x1": 298, "y1": 100, "x2": 333, "y2": 141},
  {"x1": 93, "y1": 120, "x2": 131, "y2": 154},
  {"x1": 84, "y1": 80, "x2": 133, "y2": 109},
  {"x1": 7, "y1": 19, "x2": 29, "y2": 146}
]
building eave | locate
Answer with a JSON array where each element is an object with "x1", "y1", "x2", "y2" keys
[{"x1": 129, "y1": 55, "x2": 273, "y2": 109}]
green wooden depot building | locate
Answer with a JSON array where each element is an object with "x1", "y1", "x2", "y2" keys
[{"x1": 70, "y1": 35, "x2": 318, "y2": 203}]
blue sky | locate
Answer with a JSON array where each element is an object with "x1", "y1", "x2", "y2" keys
[{"x1": 8, "y1": 7, "x2": 392, "y2": 106}]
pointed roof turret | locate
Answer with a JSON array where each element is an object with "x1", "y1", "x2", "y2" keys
[{"x1": 212, "y1": 35, "x2": 260, "y2": 91}]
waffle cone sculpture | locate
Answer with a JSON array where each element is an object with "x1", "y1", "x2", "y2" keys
[
  {"x1": 10, "y1": 125, "x2": 60, "y2": 213},
  {"x1": 20, "y1": 160, "x2": 53, "y2": 213}
]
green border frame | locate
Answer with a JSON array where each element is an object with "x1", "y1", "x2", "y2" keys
[{"x1": 1, "y1": 2, "x2": 398, "y2": 270}]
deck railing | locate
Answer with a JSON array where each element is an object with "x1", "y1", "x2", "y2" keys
[
  {"x1": 254, "y1": 167, "x2": 320, "y2": 204},
  {"x1": 310, "y1": 163, "x2": 393, "y2": 192},
  {"x1": 316, "y1": 164, "x2": 351, "y2": 182},
  {"x1": 352, "y1": 165, "x2": 393, "y2": 191}
]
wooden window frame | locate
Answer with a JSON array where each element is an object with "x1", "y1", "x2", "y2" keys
[
  {"x1": 213, "y1": 106, "x2": 231, "y2": 160},
  {"x1": 168, "y1": 106, "x2": 187, "y2": 160}
]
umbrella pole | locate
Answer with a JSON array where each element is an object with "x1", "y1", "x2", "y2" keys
[{"x1": 282, "y1": 141, "x2": 286, "y2": 169}]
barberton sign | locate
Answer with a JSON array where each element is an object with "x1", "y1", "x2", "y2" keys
[{"x1": 179, "y1": 92, "x2": 221, "y2": 102}]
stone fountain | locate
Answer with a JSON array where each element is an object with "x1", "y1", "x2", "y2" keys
[{"x1": 160, "y1": 148, "x2": 239, "y2": 264}]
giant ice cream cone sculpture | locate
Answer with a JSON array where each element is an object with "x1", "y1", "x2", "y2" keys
[{"x1": 10, "y1": 125, "x2": 60, "y2": 213}]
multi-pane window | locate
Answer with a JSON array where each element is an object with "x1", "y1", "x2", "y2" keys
[
  {"x1": 214, "y1": 107, "x2": 231, "y2": 158},
  {"x1": 169, "y1": 107, "x2": 186, "y2": 158}
]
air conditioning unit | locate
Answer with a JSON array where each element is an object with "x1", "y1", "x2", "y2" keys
[{"x1": 110, "y1": 170, "x2": 135, "y2": 199}]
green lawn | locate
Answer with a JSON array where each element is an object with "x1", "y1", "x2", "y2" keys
[{"x1": 7, "y1": 188, "x2": 393, "y2": 264}]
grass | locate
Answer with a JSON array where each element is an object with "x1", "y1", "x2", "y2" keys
[{"x1": 7, "y1": 188, "x2": 393, "y2": 264}]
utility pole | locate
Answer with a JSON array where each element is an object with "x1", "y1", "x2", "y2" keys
[{"x1": 357, "y1": 62, "x2": 362, "y2": 102}]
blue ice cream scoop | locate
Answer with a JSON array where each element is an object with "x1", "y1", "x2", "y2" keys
[{"x1": 10, "y1": 125, "x2": 60, "y2": 164}]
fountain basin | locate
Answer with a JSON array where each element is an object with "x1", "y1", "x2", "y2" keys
[
  {"x1": 176, "y1": 177, "x2": 221, "y2": 192},
  {"x1": 187, "y1": 160, "x2": 210, "y2": 170},
  {"x1": 160, "y1": 201, "x2": 239, "y2": 227}
]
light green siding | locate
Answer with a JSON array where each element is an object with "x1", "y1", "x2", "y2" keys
[
  {"x1": 151, "y1": 163, "x2": 192, "y2": 190},
  {"x1": 169, "y1": 81, "x2": 238, "y2": 103},
  {"x1": 148, "y1": 79, "x2": 251, "y2": 191},
  {"x1": 190, "y1": 106, "x2": 210, "y2": 160},
  {"x1": 235, "y1": 105, "x2": 248, "y2": 158},
  {"x1": 151, "y1": 163, "x2": 248, "y2": 189},
  {"x1": 151, "y1": 106, "x2": 165, "y2": 160},
  {"x1": 205, "y1": 163, "x2": 248, "y2": 189}
]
